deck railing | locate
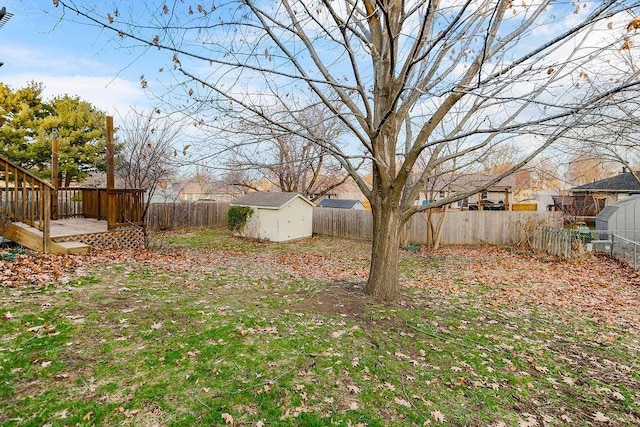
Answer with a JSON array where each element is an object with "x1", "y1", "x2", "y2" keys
[
  {"x1": 0, "y1": 156, "x2": 53, "y2": 251},
  {"x1": 57, "y1": 187, "x2": 146, "y2": 229},
  {"x1": 106, "y1": 189, "x2": 146, "y2": 229}
]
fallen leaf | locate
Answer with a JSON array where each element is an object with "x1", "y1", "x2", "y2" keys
[
  {"x1": 222, "y1": 412, "x2": 234, "y2": 425},
  {"x1": 612, "y1": 391, "x2": 625, "y2": 401},
  {"x1": 518, "y1": 413, "x2": 538, "y2": 427},
  {"x1": 330, "y1": 330, "x2": 346, "y2": 338},
  {"x1": 431, "y1": 410, "x2": 445, "y2": 422},
  {"x1": 394, "y1": 397, "x2": 411, "y2": 408},
  {"x1": 54, "y1": 409, "x2": 68, "y2": 419},
  {"x1": 151, "y1": 321, "x2": 163, "y2": 330},
  {"x1": 82, "y1": 411, "x2": 94, "y2": 421}
]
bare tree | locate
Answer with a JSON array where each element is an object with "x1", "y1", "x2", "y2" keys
[
  {"x1": 115, "y1": 108, "x2": 181, "y2": 220},
  {"x1": 224, "y1": 104, "x2": 352, "y2": 200},
  {"x1": 529, "y1": 155, "x2": 564, "y2": 191},
  {"x1": 479, "y1": 144, "x2": 523, "y2": 175},
  {"x1": 55, "y1": 1, "x2": 640, "y2": 300},
  {"x1": 558, "y1": 97, "x2": 640, "y2": 185},
  {"x1": 565, "y1": 153, "x2": 619, "y2": 186}
]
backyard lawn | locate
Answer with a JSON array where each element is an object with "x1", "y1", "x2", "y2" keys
[{"x1": 1, "y1": 229, "x2": 639, "y2": 426}]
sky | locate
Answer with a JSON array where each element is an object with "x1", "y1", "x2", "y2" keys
[
  {"x1": 2, "y1": 0, "x2": 638, "y2": 178},
  {"x1": 1, "y1": 0, "x2": 154, "y2": 115}
]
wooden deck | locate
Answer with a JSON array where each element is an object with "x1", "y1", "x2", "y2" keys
[
  {"x1": 50, "y1": 218, "x2": 108, "y2": 238},
  {"x1": 49, "y1": 218, "x2": 145, "y2": 251},
  {"x1": 6, "y1": 218, "x2": 145, "y2": 254}
]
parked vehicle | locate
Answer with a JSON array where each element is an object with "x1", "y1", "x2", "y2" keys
[{"x1": 468, "y1": 199, "x2": 505, "y2": 210}]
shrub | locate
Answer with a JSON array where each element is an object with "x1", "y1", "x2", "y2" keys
[{"x1": 227, "y1": 206, "x2": 254, "y2": 232}]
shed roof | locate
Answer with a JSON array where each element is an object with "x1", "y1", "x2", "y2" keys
[
  {"x1": 596, "y1": 194, "x2": 640, "y2": 222},
  {"x1": 317, "y1": 199, "x2": 363, "y2": 209},
  {"x1": 230, "y1": 192, "x2": 313, "y2": 208},
  {"x1": 572, "y1": 172, "x2": 640, "y2": 193}
]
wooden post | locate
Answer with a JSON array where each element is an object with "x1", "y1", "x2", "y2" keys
[
  {"x1": 106, "y1": 116, "x2": 115, "y2": 191},
  {"x1": 106, "y1": 116, "x2": 115, "y2": 229},
  {"x1": 51, "y1": 128, "x2": 59, "y2": 220},
  {"x1": 43, "y1": 186, "x2": 51, "y2": 253}
]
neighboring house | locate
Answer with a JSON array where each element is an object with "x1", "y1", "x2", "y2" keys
[
  {"x1": 229, "y1": 192, "x2": 314, "y2": 242},
  {"x1": 319, "y1": 172, "x2": 515, "y2": 211},
  {"x1": 423, "y1": 173, "x2": 516, "y2": 210},
  {"x1": 571, "y1": 170, "x2": 640, "y2": 203},
  {"x1": 549, "y1": 170, "x2": 640, "y2": 218},
  {"x1": 148, "y1": 187, "x2": 182, "y2": 204},
  {"x1": 179, "y1": 182, "x2": 244, "y2": 202},
  {"x1": 316, "y1": 199, "x2": 366, "y2": 210}
]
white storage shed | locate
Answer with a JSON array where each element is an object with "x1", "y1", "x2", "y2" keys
[
  {"x1": 229, "y1": 192, "x2": 314, "y2": 242},
  {"x1": 595, "y1": 194, "x2": 640, "y2": 242}
]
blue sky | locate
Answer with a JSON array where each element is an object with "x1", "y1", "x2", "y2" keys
[{"x1": 1, "y1": 0, "x2": 154, "y2": 114}]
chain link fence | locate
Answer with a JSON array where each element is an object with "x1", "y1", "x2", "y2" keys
[{"x1": 589, "y1": 231, "x2": 640, "y2": 270}]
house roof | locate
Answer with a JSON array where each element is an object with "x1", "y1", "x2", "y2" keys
[
  {"x1": 317, "y1": 199, "x2": 363, "y2": 209},
  {"x1": 571, "y1": 172, "x2": 640, "y2": 193},
  {"x1": 431, "y1": 173, "x2": 516, "y2": 193},
  {"x1": 230, "y1": 192, "x2": 314, "y2": 208}
]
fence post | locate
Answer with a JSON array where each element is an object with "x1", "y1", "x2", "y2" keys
[{"x1": 611, "y1": 234, "x2": 615, "y2": 256}]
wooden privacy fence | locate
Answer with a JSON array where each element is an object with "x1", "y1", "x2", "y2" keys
[
  {"x1": 147, "y1": 201, "x2": 563, "y2": 246},
  {"x1": 147, "y1": 202, "x2": 230, "y2": 231},
  {"x1": 314, "y1": 209, "x2": 563, "y2": 245}
]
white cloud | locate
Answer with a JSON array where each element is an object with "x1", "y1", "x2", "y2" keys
[{"x1": 2, "y1": 72, "x2": 148, "y2": 115}]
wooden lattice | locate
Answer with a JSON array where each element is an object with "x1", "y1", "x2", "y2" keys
[{"x1": 52, "y1": 227, "x2": 146, "y2": 250}]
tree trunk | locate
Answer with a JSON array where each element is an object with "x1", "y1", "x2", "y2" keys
[
  {"x1": 432, "y1": 206, "x2": 448, "y2": 250},
  {"x1": 365, "y1": 202, "x2": 402, "y2": 301}
]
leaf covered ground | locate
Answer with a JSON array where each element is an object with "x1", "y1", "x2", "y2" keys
[{"x1": 1, "y1": 229, "x2": 639, "y2": 426}]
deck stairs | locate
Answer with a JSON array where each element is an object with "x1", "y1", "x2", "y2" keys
[
  {"x1": 0, "y1": 156, "x2": 90, "y2": 254},
  {"x1": 4, "y1": 221, "x2": 90, "y2": 254}
]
